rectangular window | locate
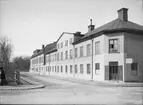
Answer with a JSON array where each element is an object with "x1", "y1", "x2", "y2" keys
[
  {"x1": 70, "y1": 65, "x2": 72, "y2": 73},
  {"x1": 87, "y1": 64, "x2": 90, "y2": 74},
  {"x1": 67, "y1": 40, "x2": 68, "y2": 46},
  {"x1": 61, "y1": 52, "x2": 63, "y2": 60},
  {"x1": 65, "y1": 65, "x2": 68, "y2": 73},
  {"x1": 65, "y1": 51, "x2": 68, "y2": 59},
  {"x1": 57, "y1": 53, "x2": 59, "y2": 61},
  {"x1": 131, "y1": 63, "x2": 138, "y2": 75},
  {"x1": 109, "y1": 39, "x2": 119, "y2": 53},
  {"x1": 61, "y1": 42, "x2": 63, "y2": 48},
  {"x1": 65, "y1": 40, "x2": 66, "y2": 46},
  {"x1": 75, "y1": 48, "x2": 78, "y2": 58},
  {"x1": 95, "y1": 41, "x2": 100, "y2": 54},
  {"x1": 49, "y1": 66, "x2": 51, "y2": 72},
  {"x1": 61, "y1": 66, "x2": 63, "y2": 72},
  {"x1": 95, "y1": 63, "x2": 100, "y2": 70},
  {"x1": 87, "y1": 44, "x2": 91, "y2": 56},
  {"x1": 95, "y1": 63, "x2": 100, "y2": 74},
  {"x1": 80, "y1": 64, "x2": 83, "y2": 74},
  {"x1": 70, "y1": 49, "x2": 73, "y2": 59},
  {"x1": 70, "y1": 38, "x2": 73, "y2": 44},
  {"x1": 80, "y1": 46, "x2": 83, "y2": 57},
  {"x1": 57, "y1": 66, "x2": 59, "y2": 72},
  {"x1": 52, "y1": 66, "x2": 54, "y2": 72},
  {"x1": 65, "y1": 40, "x2": 68, "y2": 46},
  {"x1": 55, "y1": 66, "x2": 56, "y2": 72},
  {"x1": 75, "y1": 65, "x2": 78, "y2": 74}
]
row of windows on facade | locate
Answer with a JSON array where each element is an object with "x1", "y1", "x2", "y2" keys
[
  {"x1": 32, "y1": 39, "x2": 119, "y2": 64},
  {"x1": 57, "y1": 37, "x2": 73, "y2": 49},
  {"x1": 47, "y1": 39, "x2": 119, "y2": 62},
  {"x1": 32, "y1": 62, "x2": 138, "y2": 76},
  {"x1": 32, "y1": 56, "x2": 44, "y2": 65},
  {"x1": 44, "y1": 63, "x2": 100, "y2": 74},
  {"x1": 47, "y1": 41, "x2": 100, "y2": 62}
]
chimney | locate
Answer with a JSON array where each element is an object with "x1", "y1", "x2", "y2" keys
[
  {"x1": 118, "y1": 8, "x2": 128, "y2": 21},
  {"x1": 88, "y1": 19, "x2": 95, "y2": 32},
  {"x1": 75, "y1": 31, "x2": 81, "y2": 35},
  {"x1": 42, "y1": 45, "x2": 44, "y2": 49}
]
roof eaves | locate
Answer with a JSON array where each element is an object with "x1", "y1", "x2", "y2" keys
[{"x1": 73, "y1": 28, "x2": 143, "y2": 45}]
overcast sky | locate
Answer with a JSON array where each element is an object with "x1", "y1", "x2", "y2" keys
[{"x1": 0, "y1": 0, "x2": 143, "y2": 58}]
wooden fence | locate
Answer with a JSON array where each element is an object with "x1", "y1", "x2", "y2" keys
[{"x1": 6, "y1": 69, "x2": 20, "y2": 85}]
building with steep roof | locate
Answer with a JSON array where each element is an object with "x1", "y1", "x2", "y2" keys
[{"x1": 30, "y1": 8, "x2": 143, "y2": 82}]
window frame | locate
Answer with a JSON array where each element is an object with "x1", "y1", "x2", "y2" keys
[
  {"x1": 70, "y1": 65, "x2": 72, "y2": 73},
  {"x1": 86, "y1": 44, "x2": 91, "y2": 56},
  {"x1": 80, "y1": 46, "x2": 84, "y2": 57},
  {"x1": 87, "y1": 64, "x2": 90, "y2": 74},
  {"x1": 65, "y1": 51, "x2": 68, "y2": 59},
  {"x1": 65, "y1": 65, "x2": 68, "y2": 73},
  {"x1": 75, "y1": 65, "x2": 78, "y2": 74},
  {"x1": 70, "y1": 49, "x2": 73, "y2": 59},
  {"x1": 75, "y1": 48, "x2": 78, "y2": 58},
  {"x1": 95, "y1": 41, "x2": 100, "y2": 54},
  {"x1": 80, "y1": 64, "x2": 83, "y2": 74},
  {"x1": 109, "y1": 39, "x2": 120, "y2": 53},
  {"x1": 61, "y1": 66, "x2": 63, "y2": 72},
  {"x1": 95, "y1": 63, "x2": 100, "y2": 74}
]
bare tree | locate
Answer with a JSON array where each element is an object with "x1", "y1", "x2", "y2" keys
[
  {"x1": 0, "y1": 36, "x2": 13, "y2": 74},
  {"x1": 12, "y1": 56, "x2": 30, "y2": 71}
]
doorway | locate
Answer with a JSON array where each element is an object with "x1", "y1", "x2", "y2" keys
[{"x1": 109, "y1": 62, "x2": 119, "y2": 80}]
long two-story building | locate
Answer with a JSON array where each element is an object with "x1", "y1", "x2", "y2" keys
[{"x1": 30, "y1": 8, "x2": 143, "y2": 82}]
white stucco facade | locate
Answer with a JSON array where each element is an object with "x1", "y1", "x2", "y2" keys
[
  {"x1": 30, "y1": 32, "x2": 143, "y2": 82},
  {"x1": 30, "y1": 8, "x2": 143, "y2": 82}
]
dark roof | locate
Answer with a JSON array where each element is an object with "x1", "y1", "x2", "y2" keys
[
  {"x1": 31, "y1": 49, "x2": 44, "y2": 59},
  {"x1": 44, "y1": 42, "x2": 57, "y2": 54},
  {"x1": 73, "y1": 19, "x2": 143, "y2": 44},
  {"x1": 47, "y1": 47, "x2": 57, "y2": 54},
  {"x1": 31, "y1": 42, "x2": 57, "y2": 59}
]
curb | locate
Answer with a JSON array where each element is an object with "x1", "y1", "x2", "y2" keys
[
  {"x1": 0, "y1": 76, "x2": 45, "y2": 91},
  {"x1": 0, "y1": 85, "x2": 45, "y2": 91},
  {"x1": 47, "y1": 76, "x2": 143, "y2": 87}
]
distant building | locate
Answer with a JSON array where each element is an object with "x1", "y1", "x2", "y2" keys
[{"x1": 30, "y1": 8, "x2": 143, "y2": 82}]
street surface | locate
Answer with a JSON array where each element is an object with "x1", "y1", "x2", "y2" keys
[{"x1": 0, "y1": 72, "x2": 143, "y2": 104}]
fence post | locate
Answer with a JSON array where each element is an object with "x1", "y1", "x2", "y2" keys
[{"x1": 17, "y1": 70, "x2": 20, "y2": 85}]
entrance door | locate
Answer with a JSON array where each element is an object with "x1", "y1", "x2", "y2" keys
[{"x1": 109, "y1": 62, "x2": 119, "y2": 80}]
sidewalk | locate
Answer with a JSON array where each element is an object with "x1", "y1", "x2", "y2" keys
[
  {"x1": 41, "y1": 75, "x2": 143, "y2": 87},
  {"x1": 0, "y1": 76, "x2": 45, "y2": 91}
]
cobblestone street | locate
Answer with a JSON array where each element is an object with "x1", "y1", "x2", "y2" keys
[{"x1": 0, "y1": 72, "x2": 143, "y2": 104}]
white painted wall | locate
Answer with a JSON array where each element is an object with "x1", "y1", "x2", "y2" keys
[
  {"x1": 30, "y1": 32, "x2": 143, "y2": 82},
  {"x1": 104, "y1": 33, "x2": 125, "y2": 81}
]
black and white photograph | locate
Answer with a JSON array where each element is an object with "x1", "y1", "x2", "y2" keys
[{"x1": 0, "y1": 0, "x2": 143, "y2": 104}]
